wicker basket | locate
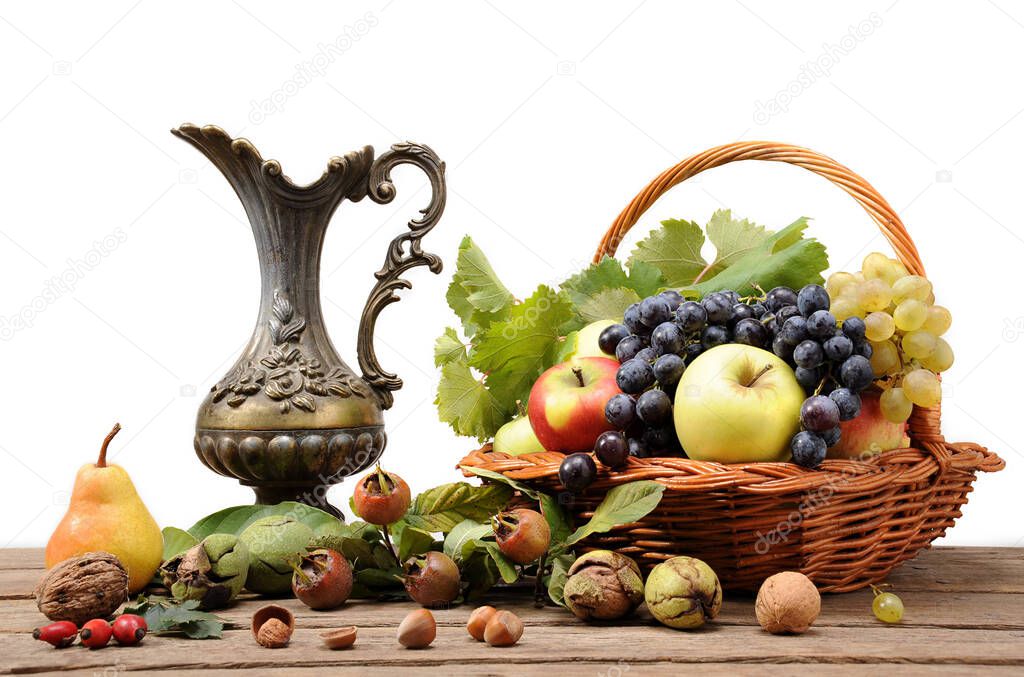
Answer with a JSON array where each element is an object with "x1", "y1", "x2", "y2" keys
[{"x1": 460, "y1": 141, "x2": 1005, "y2": 593}]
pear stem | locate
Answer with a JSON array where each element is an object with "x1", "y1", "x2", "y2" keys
[
  {"x1": 572, "y1": 367, "x2": 586, "y2": 388},
  {"x1": 97, "y1": 423, "x2": 121, "y2": 468},
  {"x1": 744, "y1": 364, "x2": 773, "y2": 388}
]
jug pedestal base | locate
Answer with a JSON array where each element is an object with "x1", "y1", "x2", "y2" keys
[{"x1": 194, "y1": 426, "x2": 386, "y2": 517}]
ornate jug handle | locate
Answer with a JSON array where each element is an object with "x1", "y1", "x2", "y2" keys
[{"x1": 357, "y1": 142, "x2": 446, "y2": 409}]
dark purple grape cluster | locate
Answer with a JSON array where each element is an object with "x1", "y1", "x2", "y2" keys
[
  {"x1": 593, "y1": 284, "x2": 872, "y2": 471},
  {"x1": 779, "y1": 285, "x2": 873, "y2": 468}
]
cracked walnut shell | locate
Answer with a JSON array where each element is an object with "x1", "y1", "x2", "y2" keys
[{"x1": 35, "y1": 551, "x2": 129, "y2": 625}]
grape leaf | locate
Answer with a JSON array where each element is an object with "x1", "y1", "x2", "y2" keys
[
  {"x1": 701, "y1": 209, "x2": 771, "y2": 281},
  {"x1": 627, "y1": 218, "x2": 708, "y2": 288},
  {"x1": 694, "y1": 217, "x2": 826, "y2": 295},
  {"x1": 470, "y1": 285, "x2": 574, "y2": 413},
  {"x1": 446, "y1": 235, "x2": 514, "y2": 335},
  {"x1": 435, "y1": 357, "x2": 509, "y2": 441},
  {"x1": 434, "y1": 327, "x2": 466, "y2": 367},
  {"x1": 565, "y1": 481, "x2": 665, "y2": 545},
  {"x1": 577, "y1": 287, "x2": 641, "y2": 323},
  {"x1": 402, "y1": 482, "x2": 512, "y2": 533},
  {"x1": 561, "y1": 257, "x2": 665, "y2": 309}
]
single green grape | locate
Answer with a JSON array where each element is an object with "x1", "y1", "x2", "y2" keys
[{"x1": 872, "y1": 591, "x2": 904, "y2": 623}]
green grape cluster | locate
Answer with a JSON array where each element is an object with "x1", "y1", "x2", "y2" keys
[{"x1": 826, "y1": 252, "x2": 953, "y2": 423}]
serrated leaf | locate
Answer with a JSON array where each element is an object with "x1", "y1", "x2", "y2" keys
[
  {"x1": 628, "y1": 218, "x2": 708, "y2": 288},
  {"x1": 577, "y1": 287, "x2": 641, "y2": 323},
  {"x1": 403, "y1": 482, "x2": 512, "y2": 533},
  {"x1": 446, "y1": 235, "x2": 514, "y2": 335},
  {"x1": 443, "y1": 519, "x2": 492, "y2": 562},
  {"x1": 470, "y1": 284, "x2": 574, "y2": 412},
  {"x1": 695, "y1": 217, "x2": 826, "y2": 295},
  {"x1": 435, "y1": 357, "x2": 508, "y2": 441},
  {"x1": 434, "y1": 327, "x2": 466, "y2": 367},
  {"x1": 566, "y1": 481, "x2": 665, "y2": 545},
  {"x1": 701, "y1": 209, "x2": 771, "y2": 281},
  {"x1": 562, "y1": 257, "x2": 665, "y2": 324}
]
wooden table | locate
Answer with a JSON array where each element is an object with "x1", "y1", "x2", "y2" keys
[{"x1": 3, "y1": 547, "x2": 1022, "y2": 675}]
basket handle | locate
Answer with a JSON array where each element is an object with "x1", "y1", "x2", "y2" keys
[{"x1": 594, "y1": 141, "x2": 926, "y2": 277}]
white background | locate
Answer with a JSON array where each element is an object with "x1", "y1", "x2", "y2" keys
[{"x1": 1, "y1": 0, "x2": 1019, "y2": 547}]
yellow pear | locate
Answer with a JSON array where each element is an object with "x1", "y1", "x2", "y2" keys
[{"x1": 46, "y1": 423, "x2": 163, "y2": 593}]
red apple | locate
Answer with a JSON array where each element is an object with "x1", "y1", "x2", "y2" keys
[
  {"x1": 828, "y1": 390, "x2": 910, "y2": 460},
  {"x1": 528, "y1": 357, "x2": 622, "y2": 452}
]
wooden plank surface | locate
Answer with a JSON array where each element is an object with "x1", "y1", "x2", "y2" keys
[{"x1": 3, "y1": 547, "x2": 1022, "y2": 674}]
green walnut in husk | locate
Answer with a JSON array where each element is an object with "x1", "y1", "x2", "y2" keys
[
  {"x1": 161, "y1": 534, "x2": 249, "y2": 609},
  {"x1": 238, "y1": 516, "x2": 313, "y2": 595},
  {"x1": 563, "y1": 550, "x2": 644, "y2": 621},
  {"x1": 644, "y1": 556, "x2": 722, "y2": 629}
]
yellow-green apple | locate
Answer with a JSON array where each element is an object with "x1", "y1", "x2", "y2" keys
[
  {"x1": 493, "y1": 415, "x2": 546, "y2": 455},
  {"x1": 674, "y1": 344, "x2": 804, "y2": 463},
  {"x1": 528, "y1": 357, "x2": 621, "y2": 452},
  {"x1": 562, "y1": 319, "x2": 618, "y2": 360},
  {"x1": 827, "y1": 391, "x2": 909, "y2": 459}
]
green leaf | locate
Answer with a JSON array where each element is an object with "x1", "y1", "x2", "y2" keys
[
  {"x1": 446, "y1": 235, "x2": 514, "y2": 335},
  {"x1": 339, "y1": 537, "x2": 375, "y2": 568},
  {"x1": 443, "y1": 519, "x2": 492, "y2": 562},
  {"x1": 392, "y1": 523, "x2": 436, "y2": 562},
  {"x1": 434, "y1": 327, "x2": 467, "y2": 367},
  {"x1": 565, "y1": 481, "x2": 665, "y2": 545},
  {"x1": 123, "y1": 595, "x2": 225, "y2": 639},
  {"x1": 403, "y1": 482, "x2": 512, "y2": 533},
  {"x1": 354, "y1": 567, "x2": 403, "y2": 589},
  {"x1": 186, "y1": 502, "x2": 340, "y2": 540},
  {"x1": 627, "y1": 218, "x2": 709, "y2": 288},
  {"x1": 161, "y1": 527, "x2": 198, "y2": 561},
  {"x1": 695, "y1": 217, "x2": 827, "y2": 295},
  {"x1": 470, "y1": 284, "x2": 574, "y2": 412},
  {"x1": 546, "y1": 552, "x2": 575, "y2": 607},
  {"x1": 435, "y1": 357, "x2": 509, "y2": 441},
  {"x1": 577, "y1": 288, "x2": 641, "y2": 323},
  {"x1": 462, "y1": 549, "x2": 500, "y2": 600},
  {"x1": 476, "y1": 540, "x2": 518, "y2": 583},
  {"x1": 700, "y1": 209, "x2": 771, "y2": 281}
]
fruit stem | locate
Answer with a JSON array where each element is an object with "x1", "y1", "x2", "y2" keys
[
  {"x1": 97, "y1": 423, "x2": 121, "y2": 468},
  {"x1": 533, "y1": 550, "x2": 548, "y2": 608},
  {"x1": 744, "y1": 364, "x2": 773, "y2": 388},
  {"x1": 515, "y1": 400, "x2": 527, "y2": 418},
  {"x1": 572, "y1": 367, "x2": 586, "y2": 388},
  {"x1": 381, "y1": 523, "x2": 399, "y2": 564}
]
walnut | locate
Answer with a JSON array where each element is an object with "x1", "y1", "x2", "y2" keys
[
  {"x1": 755, "y1": 571, "x2": 821, "y2": 634},
  {"x1": 252, "y1": 604, "x2": 294, "y2": 648},
  {"x1": 35, "y1": 552, "x2": 129, "y2": 625}
]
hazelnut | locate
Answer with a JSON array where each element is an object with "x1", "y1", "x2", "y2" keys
[
  {"x1": 563, "y1": 550, "x2": 644, "y2": 621},
  {"x1": 466, "y1": 605, "x2": 497, "y2": 641},
  {"x1": 755, "y1": 571, "x2": 820, "y2": 634},
  {"x1": 252, "y1": 604, "x2": 294, "y2": 648},
  {"x1": 320, "y1": 626, "x2": 357, "y2": 650},
  {"x1": 483, "y1": 610, "x2": 523, "y2": 647},
  {"x1": 397, "y1": 609, "x2": 436, "y2": 649}
]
